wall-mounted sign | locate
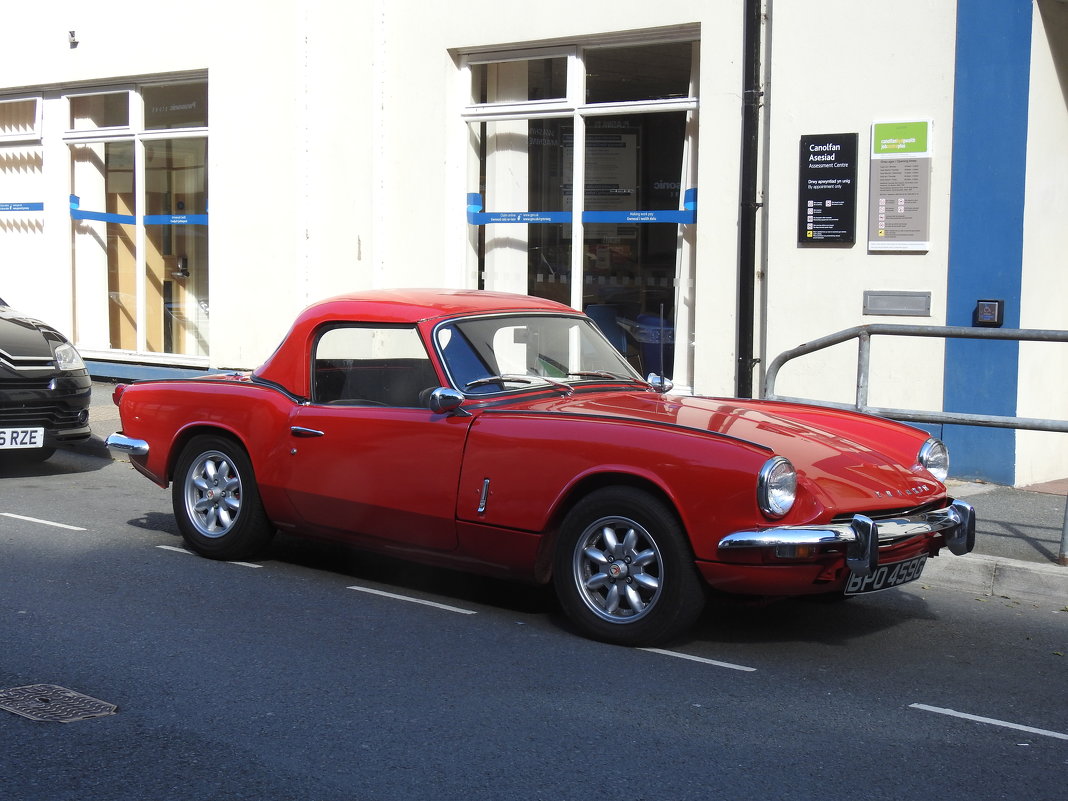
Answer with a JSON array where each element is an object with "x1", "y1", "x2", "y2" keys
[
  {"x1": 868, "y1": 120, "x2": 932, "y2": 251},
  {"x1": 797, "y1": 133, "x2": 858, "y2": 245}
]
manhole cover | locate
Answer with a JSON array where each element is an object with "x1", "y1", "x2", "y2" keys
[{"x1": 0, "y1": 684, "x2": 117, "y2": 723}]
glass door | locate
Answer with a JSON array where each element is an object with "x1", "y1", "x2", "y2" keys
[{"x1": 145, "y1": 137, "x2": 208, "y2": 356}]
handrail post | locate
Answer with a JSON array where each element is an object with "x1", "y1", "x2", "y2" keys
[
  {"x1": 856, "y1": 330, "x2": 870, "y2": 412},
  {"x1": 1060, "y1": 498, "x2": 1068, "y2": 566}
]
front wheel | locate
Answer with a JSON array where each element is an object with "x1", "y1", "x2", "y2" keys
[
  {"x1": 553, "y1": 487, "x2": 705, "y2": 646},
  {"x1": 172, "y1": 434, "x2": 274, "y2": 560}
]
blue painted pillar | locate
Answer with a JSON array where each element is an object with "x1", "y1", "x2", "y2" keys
[{"x1": 944, "y1": 0, "x2": 1033, "y2": 484}]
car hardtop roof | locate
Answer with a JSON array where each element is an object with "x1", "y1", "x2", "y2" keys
[
  {"x1": 298, "y1": 288, "x2": 575, "y2": 324},
  {"x1": 253, "y1": 289, "x2": 580, "y2": 395}
]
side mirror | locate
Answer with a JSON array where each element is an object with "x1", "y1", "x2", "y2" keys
[
  {"x1": 428, "y1": 387, "x2": 469, "y2": 415},
  {"x1": 646, "y1": 373, "x2": 673, "y2": 393}
]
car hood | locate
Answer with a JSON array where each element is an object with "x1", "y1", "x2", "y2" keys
[
  {"x1": 510, "y1": 389, "x2": 943, "y2": 510},
  {"x1": 0, "y1": 305, "x2": 62, "y2": 361}
]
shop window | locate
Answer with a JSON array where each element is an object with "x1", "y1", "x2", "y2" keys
[
  {"x1": 144, "y1": 81, "x2": 208, "y2": 130},
  {"x1": 585, "y1": 43, "x2": 693, "y2": 103},
  {"x1": 67, "y1": 78, "x2": 209, "y2": 363},
  {"x1": 69, "y1": 92, "x2": 130, "y2": 132},
  {"x1": 470, "y1": 57, "x2": 567, "y2": 104},
  {"x1": 463, "y1": 36, "x2": 698, "y2": 385},
  {"x1": 0, "y1": 97, "x2": 42, "y2": 142},
  {"x1": 0, "y1": 98, "x2": 45, "y2": 299},
  {"x1": 70, "y1": 141, "x2": 137, "y2": 350},
  {"x1": 144, "y1": 138, "x2": 209, "y2": 356}
]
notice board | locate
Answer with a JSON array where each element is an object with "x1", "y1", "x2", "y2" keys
[
  {"x1": 797, "y1": 132, "x2": 858, "y2": 245},
  {"x1": 868, "y1": 120, "x2": 932, "y2": 251}
]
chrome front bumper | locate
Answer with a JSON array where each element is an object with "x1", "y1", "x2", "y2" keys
[
  {"x1": 105, "y1": 432, "x2": 150, "y2": 457},
  {"x1": 718, "y1": 500, "x2": 976, "y2": 577}
]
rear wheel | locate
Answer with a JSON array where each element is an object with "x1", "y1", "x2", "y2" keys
[
  {"x1": 172, "y1": 434, "x2": 274, "y2": 560},
  {"x1": 553, "y1": 487, "x2": 705, "y2": 646}
]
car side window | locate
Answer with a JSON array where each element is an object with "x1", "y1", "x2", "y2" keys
[{"x1": 313, "y1": 325, "x2": 439, "y2": 407}]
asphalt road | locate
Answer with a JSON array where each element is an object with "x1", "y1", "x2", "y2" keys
[{"x1": 1, "y1": 447, "x2": 1065, "y2": 800}]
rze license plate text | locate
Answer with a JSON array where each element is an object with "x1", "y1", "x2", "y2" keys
[
  {"x1": 845, "y1": 554, "x2": 927, "y2": 595},
  {"x1": 0, "y1": 427, "x2": 44, "y2": 449}
]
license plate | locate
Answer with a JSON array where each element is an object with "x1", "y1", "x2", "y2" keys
[
  {"x1": 0, "y1": 427, "x2": 45, "y2": 450},
  {"x1": 845, "y1": 553, "x2": 927, "y2": 595}
]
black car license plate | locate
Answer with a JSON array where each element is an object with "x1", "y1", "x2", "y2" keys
[{"x1": 845, "y1": 553, "x2": 927, "y2": 595}]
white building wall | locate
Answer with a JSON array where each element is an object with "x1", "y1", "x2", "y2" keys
[
  {"x1": 759, "y1": 1, "x2": 957, "y2": 414},
  {"x1": 3, "y1": 1, "x2": 1065, "y2": 482},
  {"x1": 1016, "y1": 0, "x2": 1068, "y2": 486}
]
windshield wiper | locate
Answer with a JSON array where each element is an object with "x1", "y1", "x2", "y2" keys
[
  {"x1": 567, "y1": 370, "x2": 640, "y2": 382},
  {"x1": 465, "y1": 374, "x2": 573, "y2": 394}
]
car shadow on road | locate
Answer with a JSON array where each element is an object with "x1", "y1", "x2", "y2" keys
[
  {"x1": 121, "y1": 519, "x2": 938, "y2": 645},
  {"x1": 0, "y1": 446, "x2": 112, "y2": 477},
  {"x1": 126, "y1": 511, "x2": 181, "y2": 537},
  {"x1": 684, "y1": 589, "x2": 938, "y2": 648},
  {"x1": 267, "y1": 532, "x2": 560, "y2": 617}
]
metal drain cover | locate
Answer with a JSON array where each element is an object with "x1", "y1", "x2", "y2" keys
[{"x1": 0, "y1": 684, "x2": 117, "y2": 723}]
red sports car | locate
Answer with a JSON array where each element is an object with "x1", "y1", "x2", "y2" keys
[{"x1": 107, "y1": 289, "x2": 975, "y2": 645}]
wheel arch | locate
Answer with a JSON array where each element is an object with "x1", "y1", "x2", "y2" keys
[
  {"x1": 535, "y1": 470, "x2": 690, "y2": 584},
  {"x1": 166, "y1": 424, "x2": 251, "y2": 485}
]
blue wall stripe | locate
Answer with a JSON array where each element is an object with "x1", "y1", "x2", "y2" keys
[{"x1": 944, "y1": 0, "x2": 1032, "y2": 484}]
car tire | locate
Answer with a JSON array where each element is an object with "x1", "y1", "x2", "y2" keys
[
  {"x1": 172, "y1": 434, "x2": 274, "y2": 560},
  {"x1": 553, "y1": 487, "x2": 705, "y2": 646}
]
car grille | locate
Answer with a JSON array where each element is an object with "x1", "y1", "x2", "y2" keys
[
  {"x1": 0, "y1": 376, "x2": 53, "y2": 392},
  {"x1": 830, "y1": 500, "x2": 944, "y2": 524},
  {"x1": 0, "y1": 401, "x2": 87, "y2": 429},
  {"x1": 0, "y1": 371, "x2": 90, "y2": 432},
  {"x1": 830, "y1": 500, "x2": 950, "y2": 548}
]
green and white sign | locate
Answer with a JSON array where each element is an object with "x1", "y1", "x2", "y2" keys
[
  {"x1": 872, "y1": 120, "x2": 930, "y2": 158},
  {"x1": 868, "y1": 120, "x2": 932, "y2": 251}
]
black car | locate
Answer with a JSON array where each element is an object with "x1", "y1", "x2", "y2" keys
[{"x1": 0, "y1": 297, "x2": 91, "y2": 462}]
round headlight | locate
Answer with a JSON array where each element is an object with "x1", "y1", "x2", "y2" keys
[
  {"x1": 918, "y1": 438, "x2": 949, "y2": 483},
  {"x1": 758, "y1": 456, "x2": 796, "y2": 519}
]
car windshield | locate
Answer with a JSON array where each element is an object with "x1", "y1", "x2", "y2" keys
[{"x1": 435, "y1": 313, "x2": 646, "y2": 395}]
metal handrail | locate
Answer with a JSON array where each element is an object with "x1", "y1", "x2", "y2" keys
[{"x1": 763, "y1": 324, "x2": 1068, "y2": 565}]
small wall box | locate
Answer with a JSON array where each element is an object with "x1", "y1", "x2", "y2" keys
[{"x1": 974, "y1": 299, "x2": 1004, "y2": 327}]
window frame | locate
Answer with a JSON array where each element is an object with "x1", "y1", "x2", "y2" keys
[
  {"x1": 0, "y1": 96, "x2": 43, "y2": 143},
  {"x1": 311, "y1": 323, "x2": 438, "y2": 407},
  {"x1": 63, "y1": 88, "x2": 135, "y2": 139},
  {"x1": 64, "y1": 75, "x2": 210, "y2": 366},
  {"x1": 457, "y1": 31, "x2": 700, "y2": 388}
]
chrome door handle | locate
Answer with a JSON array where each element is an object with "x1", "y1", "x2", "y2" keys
[{"x1": 290, "y1": 426, "x2": 325, "y2": 438}]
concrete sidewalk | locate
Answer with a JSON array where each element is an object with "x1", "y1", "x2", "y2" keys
[
  {"x1": 78, "y1": 380, "x2": 1068, "y2": 606},
  {"x1": 926, "y1": 478, "x2": 1068, "y2": 605}
]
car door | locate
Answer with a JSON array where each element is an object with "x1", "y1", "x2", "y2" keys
[{"x1": 280, "y1": 324, "x2": 470, "y2": 551}]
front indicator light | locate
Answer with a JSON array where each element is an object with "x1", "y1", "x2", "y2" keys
[
  {"x1": 774, "y1": 544, "x2": 818, "y2": 559},
  {"x1": 759, "y1": 456, "x2": 796, "y2": 519}
]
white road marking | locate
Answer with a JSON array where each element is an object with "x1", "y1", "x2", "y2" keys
[
  {"x1": 347, "y1": 585, "x2": 478, "y2": 615},
  {"x1": 155, "y1": 544, "x2": 262, "y2": 568},
  {"x1": 640, "y1": 648, "x2": 758, "y2": 672},
  {"x1": 910, "y1": 703, "x2": 1068, "y2": 741},
  {"x1": 1, "y1": 512, "x2": 86, "y2": 531}
]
